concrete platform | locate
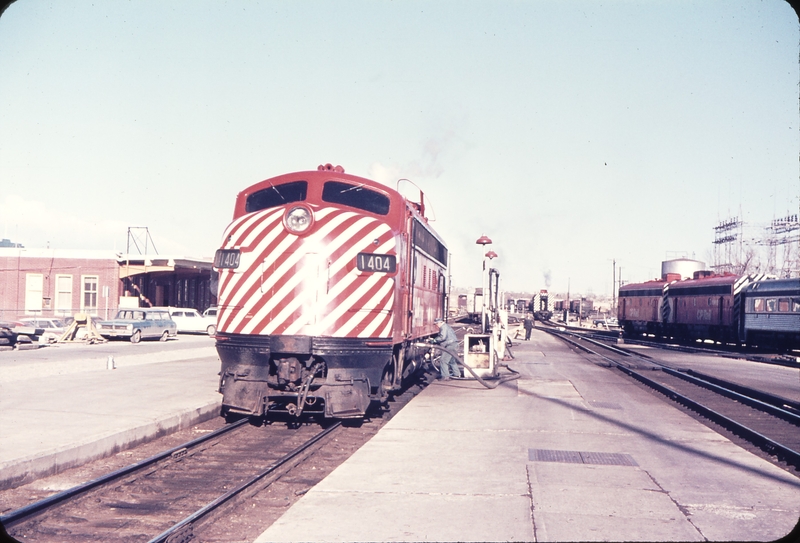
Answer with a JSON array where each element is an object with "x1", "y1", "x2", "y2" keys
[
  {"x1": 256, "y1": 328, "x2": 800, "y2": 542},
  {"x1": 0, "y1": 336, "x2": 221, "y2": 489}
]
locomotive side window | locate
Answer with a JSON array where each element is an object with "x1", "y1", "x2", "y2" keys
[
  {"x1": 765, "y1": 298, "x2": 776, "y2": 312},
  {"x1": 753, "y1": 298, "x2": 764, "y2": 312},
  {"x1": 793, "y1": 298, "x2": 800, "y2": 312},
  {"x1": 778, "y1": 298, "x2": 789, "y2": 312},
  {"x1": 322, "y1": 181, "x2": 390, "y2": 215},
  {"x1": 412, "y1": 220, "x2": 448, "y2": 266},
  {"x1": 245, "y1": 181, "x2": 307, "y2": 213}
]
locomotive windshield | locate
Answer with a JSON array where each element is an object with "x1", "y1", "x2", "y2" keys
[
  {"x1": 245, "y1": 181, "x2": 307, "y2": 213},
  {"x1": 322, "y1": 181, "x2": 390, "y2": 215}
]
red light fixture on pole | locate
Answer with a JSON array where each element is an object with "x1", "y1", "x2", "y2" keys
[{"x1": 475, "y1": 235, "x2": 494, "y2": 333}]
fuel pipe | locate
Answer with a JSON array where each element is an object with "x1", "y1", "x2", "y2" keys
[{"x1": 412, "y1": 343, "x2": 520, "y2": 389}]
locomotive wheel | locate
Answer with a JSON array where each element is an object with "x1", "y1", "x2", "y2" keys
[
  {"x1": 130, "y1": 330, "x2": 142, "y2": 344},
  {"x1": 380, "y1": 360, "x2": 395, "y2": 399}
]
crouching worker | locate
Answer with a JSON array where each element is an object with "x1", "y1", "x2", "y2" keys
[{"x1": 433, "y1": 317, "x2": 460, "y2": 380}]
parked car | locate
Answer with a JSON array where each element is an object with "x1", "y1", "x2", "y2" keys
[
  {"x1": 593, "y1": 317, "x2": 619, "y2": 329},
  {"x1": 97, "y1": 308, "x2": 177, "y2": 343},
  {"x1": 15, "y1": 317, "x2": 67, "y2": 343},
  {"x1": 167, "y1": 307, "x2": 217, "y2": 336}
]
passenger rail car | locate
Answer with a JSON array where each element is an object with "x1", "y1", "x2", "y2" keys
[
  {"x1": 741, "y1": 278, "x2": 800, "y2": 347},
  {"x1": 213, "y1": 164, "x2": 448, "y2": 419}
]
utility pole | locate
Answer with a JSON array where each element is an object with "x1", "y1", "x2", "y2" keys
[{"x1": 612, "y1": 259, "x2": 616, "y2": 313}]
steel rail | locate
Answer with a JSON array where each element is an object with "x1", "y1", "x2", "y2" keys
[
  {"x1": 663, "y1": 368, "x2": 800, "y2": 425},
  {"x1": 545, "y1": 327, "x2": 800, "y2": 469},
  {"x1": 1, "y1": 418, "x2": 249, "y2": 528},
  {"x1": 684, "y1": 369, "x2": 800, "y2": 413},
  {"x1": 146, "y1": 421, "x2": 342, "y2": 543},
  {"x1": 599, "y1": 332, "x2": 800, "y2": 367},
  {"x1": 616, "y1": 365, "x2": 800, "y2": 469},
  {"x1": 554, "y1": 328, "x2": 800, "y2": 423}
]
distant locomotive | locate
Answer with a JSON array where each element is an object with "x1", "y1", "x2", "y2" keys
[
  {"x1": 618, "y1": 272, "x2": 800, "y2": 349},
  {"x1": 213, "y1": 164, "x2": 448, "y2": 419}
]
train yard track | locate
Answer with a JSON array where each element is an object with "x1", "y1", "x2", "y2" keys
[
  {"x1": 1, "y1": 373, "x2": 433, "y2": 542},
  {"x1": 2, "y1": 419, "x2": 340, "y2": 542},
  {"x1": 540, "y1": 319, "x2": 800, "y2": 367},
  {"x1": 545, "y1": 327, "x2": 800, "y2": 476}
]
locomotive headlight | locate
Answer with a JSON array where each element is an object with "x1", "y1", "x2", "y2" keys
[{"x1": 284, "y1": 206, "x2": 313, "y2": 234}]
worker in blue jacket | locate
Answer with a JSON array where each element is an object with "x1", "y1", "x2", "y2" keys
[{"x1": 432, "y1": 317, "x2": 460, "y2": 380}]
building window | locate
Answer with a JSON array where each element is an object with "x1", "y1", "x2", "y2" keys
[
  {"x1": 82, "y1": 275, "x2": 99, "y2": 315},
  {"x1": 55, "y1": 275, "x2": 73, "y2": 316},
  {"x1": 25, "y1": 273, "x2": 43, "y2": 314}
]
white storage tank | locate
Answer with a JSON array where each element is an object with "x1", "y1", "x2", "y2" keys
[{"x1": 661, "y1": 258, "x2": 706, "y2": 280}]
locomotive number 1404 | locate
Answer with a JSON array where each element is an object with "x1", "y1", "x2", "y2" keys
[{"x1": 356, "y1": 253, "x2": 397, "y2": 273}]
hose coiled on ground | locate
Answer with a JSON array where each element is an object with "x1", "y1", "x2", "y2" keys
[{"x1": 412, "y1": 342, "x2": 520, "y2": 389}]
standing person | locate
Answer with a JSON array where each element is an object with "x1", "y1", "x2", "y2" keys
[
  {"x1": 432, "y1": 317, "x2": 460, "y2": 380},
  {"x1": 523, "y1": 314, "x2": 534, "y2": 340}
]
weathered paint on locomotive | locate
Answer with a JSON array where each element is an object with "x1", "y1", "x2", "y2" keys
[
  {"x1": 213, "y1": 166, "x2": 448, "y2": 419},
  {"x1": 658, "y1": 274, "x2": 736, "y2": 342},
  {"x1": 617, "y1": 280, "x2": 666, "y2": 335}
]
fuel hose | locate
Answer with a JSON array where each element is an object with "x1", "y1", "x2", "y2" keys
[{"x1": 412, "y1": 342, "x2": 520, "y2": 389}]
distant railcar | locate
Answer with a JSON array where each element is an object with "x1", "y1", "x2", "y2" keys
[
  {"x1": 618, "y1": 272, "x2": 799, "y2": 350},
  {"x1": 741, "y1": 278, "x2": 800, "y2": 348},
  {"x1": 661, "y1": 274, "x2": 753, "y2": 343},
  {"x1": 213, "y1": 164, "x2": 448, "y2": 419},
  {"x1": 617, "y1": 280, "x2": 667, "y2": 336}
]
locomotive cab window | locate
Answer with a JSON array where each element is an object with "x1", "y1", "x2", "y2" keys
[
  {"x1": 322, "y1": 181, "x2": 390, "y2": 215},
  {"x1": 245, "y1": 181, "x2": 307, "y2": 213}
]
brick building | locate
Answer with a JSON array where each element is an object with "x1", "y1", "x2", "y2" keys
[{"x1": 0, "y1": 248, "x2": 215, "y2": 322}]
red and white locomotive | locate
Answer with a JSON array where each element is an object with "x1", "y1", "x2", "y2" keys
[{"x1": 213, "y1": 164, "x2": 448, "y2": 419}]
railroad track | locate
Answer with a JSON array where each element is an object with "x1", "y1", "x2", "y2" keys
[
  {"x1": 539, "y1": 319, "x2": 800, "y2": 368},
  {"x1": 2, "y1": 418, "x2": 341, "y2": 542},
  {"x1": 545, "y1": 327, "x2": 800, "y2": 474},
  {"x1": 1, "y1": 366, "x2": 434, "y2": 542}
]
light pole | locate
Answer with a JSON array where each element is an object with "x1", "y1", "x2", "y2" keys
[
  {"x1": 476, "y1": 235, "x2": 493, "y2": 333},
  {"x1": 485, "y1": 250, "x2": 498, "y2": 328}
]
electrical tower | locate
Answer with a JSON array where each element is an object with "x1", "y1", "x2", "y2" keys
[
  {"x1": 712, "y1": 217, "x2": 742, "y2": 274},
  {"x1": 763, "y1": 214, "x2": 799, "y2": 278}
]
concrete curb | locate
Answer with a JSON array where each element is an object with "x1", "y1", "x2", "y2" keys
[{"x1": 0, "y1": 400, "x2": 221, "y2": 490}]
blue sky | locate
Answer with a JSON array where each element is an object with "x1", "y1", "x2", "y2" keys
[{"x1": 1, "y1": 0, "x2": 798, "y2": 296}]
